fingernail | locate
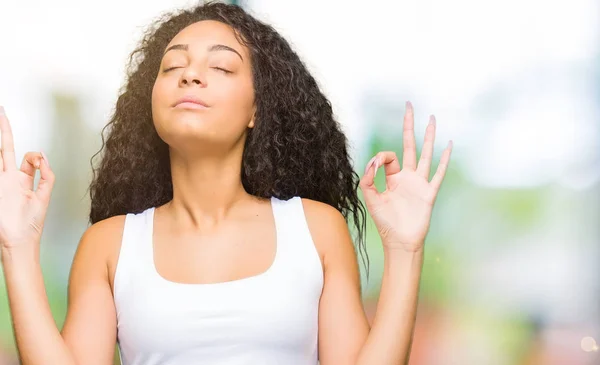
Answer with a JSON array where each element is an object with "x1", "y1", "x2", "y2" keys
[
  {"x1": 364, "y1": 156, "x2": 377, "y2": 174},
  {"x1": 374, "y1": 160, "x2": 379, "y2": 177},
  {"x1": 41, "y1": 151, "x2": 50, "y2": 167},
  {"x1": 430, "y1": 115, "x2": 436, "y2": 126},
  {"x1": 406, "y1": 101, "x2": 413, "y2": 111},
  {"x1": 0, "y1": 106, "x2": 4, "y2": 115}
]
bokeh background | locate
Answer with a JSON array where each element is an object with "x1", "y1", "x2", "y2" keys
[{"x1": 0, "y1": 0, "x2": 598, "y2": 364}]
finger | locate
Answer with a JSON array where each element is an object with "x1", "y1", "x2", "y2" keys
[
  {"x1": 359, "y1": 155, "x2": 381, "y2": 201},
  {"x1": 430, "y1": 140, "x2": 453, "y2": 192},
  {"x1": 361, "y1": 151, "x2": 402, "y2": 193},
  {"x1": 35, "y1": 151, "x2": 55, "y2": 203},
  {"x1": 360, "y1": 156, "x2": 378, "y2": 188},
  {"x1": 402, "y1": 101, "x2": 417, "y2": 171},
  {"x1": 0, "y1": 107, "x2": 17, "y2": 171},
  {"x1": 416, "y1": 115, "x2": 436, "y2": 179},
  {"x1": 20, "y1": 152, "x2": 43, "y2": 179},
  {"x1": 375, "y1": 151, "x2": 401, "y2": 176}
]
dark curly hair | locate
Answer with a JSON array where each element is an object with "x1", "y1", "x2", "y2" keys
[{"x1": 89, "y1": 1, "x2": 369, "y2": 271}]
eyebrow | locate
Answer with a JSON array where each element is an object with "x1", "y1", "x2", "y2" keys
[{"x1": 163, "y1": 43, "x2": 244, "y2": 61}]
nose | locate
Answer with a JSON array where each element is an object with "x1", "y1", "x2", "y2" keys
[{"x1": 179, "y1": 67, "x2": 206, "y2": 87}]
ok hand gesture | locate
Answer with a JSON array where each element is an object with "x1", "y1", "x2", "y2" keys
[{"x1": 0, "y1": 107, "x2": 55, "y2": 249}]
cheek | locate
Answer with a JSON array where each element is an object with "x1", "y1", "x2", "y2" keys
[
  {"x1": 151, "y1": 82, "x2": 160, "y2": 114},
  {"x1": 151, "y1": 79, "x2": 167, "y2": 108},
  {"x1": 151, "y1": 79, "x2": 173, "y2": 115},
  {"x1": 151, "y1": 80, "x2": 172, "y2": 137},
  {"x1": 214, "y1": 81, "x2": 254, "y2": 121}
]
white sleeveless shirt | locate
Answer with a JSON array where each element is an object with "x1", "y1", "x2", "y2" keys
[{"x1": 113, "y1": 196, "x2": 324, "y2": 365}]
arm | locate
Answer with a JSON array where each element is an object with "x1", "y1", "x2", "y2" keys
[
  {"x1": 0, "y1": 108, "x2": 119, "y2": 364},
  {"x1": 355, "y1": 248, "x2": 423, "y2": 364},
  {"x1": 304, "y1": 199, "x2": 422, "y2": 365},
  {"x1": 61, "y1": 216, "x2": 123, "y2": 363},
  {"x1": 310, "y1": 103, "x2": 452, "y2": 364},
  {"x1": 303, "y1": 199, "x2": 369, "y2": 364},
  {"x1": 2, "y1": 217, "x2": 122, "y2": 365},
  {"x1": 2, "y1": 243, "x2": 77, "y2": 365}
]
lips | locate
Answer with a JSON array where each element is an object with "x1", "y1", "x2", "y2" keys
[{"x1": 173, "y1": 95, "x2": 210, "y2": 108}]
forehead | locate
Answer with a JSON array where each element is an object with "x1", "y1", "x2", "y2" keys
[{"x1": 166, "y1": 20, "x2": 247, "y2": 56}]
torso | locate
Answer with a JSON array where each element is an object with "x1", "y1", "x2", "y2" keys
[
  {"x1": 109, "y1": 195, "x2": 327, "y2": 365},
  {"x1": 106, "y1": 196, "x2": 327, "y2": 300}
]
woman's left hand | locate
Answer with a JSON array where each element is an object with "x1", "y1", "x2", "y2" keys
[{"x1": 359, "y1": 102, "x2": 453, "y2": 253}]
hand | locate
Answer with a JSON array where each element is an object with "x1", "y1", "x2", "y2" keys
[
  {"x1": 359, "y1": 102, "x2": 452, "y2": 252},
  {"x1": 0, "y1": 107, "x2": 55, "y2": 249}
]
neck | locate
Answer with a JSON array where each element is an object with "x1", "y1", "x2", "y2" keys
[{"x1": 165, "y1": 147, "x2": 252, "y2": 230}]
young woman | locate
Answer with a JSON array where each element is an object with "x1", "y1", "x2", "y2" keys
[{"x1": 0, "y1": 2, "x2": 452, "y2": 364}]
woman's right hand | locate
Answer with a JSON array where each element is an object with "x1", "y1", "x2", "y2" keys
[{"x1": 0, "y1": 106, "x2": 55, "y2": 250}]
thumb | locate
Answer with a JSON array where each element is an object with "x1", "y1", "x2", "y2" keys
[
  {"x1": 35, "y1": 151, "x2": 55, "y2": 204},
  {"x1": 20, "y1": 152, "x2": 43, "y2": 179},
  {"x1": 359, "y1": 156, "x2": 381, "y2": 205}
]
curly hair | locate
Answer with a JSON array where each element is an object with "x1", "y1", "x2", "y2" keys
[{"x1": 89, "y1": 1, "x2": 369, "y2": 271}]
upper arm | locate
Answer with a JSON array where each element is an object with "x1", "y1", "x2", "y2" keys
[
  {"x1": 60, "y1": 215, "x2": 125, "y2": 365},
  {"x1": 301, "y1": 199, "x2": 370, "y2": 365}
]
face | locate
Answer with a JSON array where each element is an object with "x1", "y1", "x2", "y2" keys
[{"x1": 152, "y1": 20, "x2": 255, "y2": 152}]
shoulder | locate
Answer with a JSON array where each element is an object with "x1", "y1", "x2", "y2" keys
[
  {"x1": 300, "y1": 198, "x2": 348, "y2": 234},
  {"x1": 300, "y1": 198, "x2": 357, "y2": 272},
  {"x1": 82, "y1": 215, "x2": 127, "y2": 241},
  {"x1": 78, "y1": 215, "x2": 127, "y2": 255},
  {"x1": 73, "y1": 215, "x2": 127, "y2": 291}
]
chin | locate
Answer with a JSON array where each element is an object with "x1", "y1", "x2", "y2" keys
[
  {"x1": 172, "y1": 112, "x2": 209, "y2": 126},
  {"x1": 155, "y1": 113, "x2": 209, "y2": 138}
]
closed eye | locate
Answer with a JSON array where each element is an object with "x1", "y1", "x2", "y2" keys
[
  {"x1": 212, "y1": 67, "x2": 232, "y2": 74},
  {"x1": 162, "y1": 66, "x2": 231, "y2": 74},
  {"x1": 163, "y1": 66, "x2": 180, "y2": 73}
]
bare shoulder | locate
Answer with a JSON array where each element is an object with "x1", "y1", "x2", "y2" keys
[
  {"x1": 77, "y1": 215, "x2": 126, "y2": 258},
  {"x1": 73, "y1": 215, "x2": 127, "y2": 291},
  {"x1": 62, "y1": 215, "x2": 126, "y2": 362},
  {"x1": 300, "y1": 198, "x2": 348, "y2": 233},
  {"x1": 300, "y1": 198, "x2": 357, "y2": 271},
  {"x1": 81, "y1": 215, "x2": 126, "y2": 240}
]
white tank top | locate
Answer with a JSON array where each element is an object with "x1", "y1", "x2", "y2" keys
[{"x1": 113, "y1": 196, "x2": 324, "y2": 365}]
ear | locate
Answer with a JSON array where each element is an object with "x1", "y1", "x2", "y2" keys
[{"x1": 247, "y1": 107, "x2": 256, "y2": 128}]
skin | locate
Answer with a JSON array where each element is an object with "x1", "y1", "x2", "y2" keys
[{"x1": 0, "y1": 19, "x2": 452, "y2": 365}]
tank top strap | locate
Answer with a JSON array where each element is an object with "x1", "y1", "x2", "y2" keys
[
  {"x1": 270, "y1": 196, "x2": 323, "y2": 280},
  {"x1": 270, "y1": 196, "x2": 307, "y2": 248},
  {"x1": 113, "y1": 207, "x2": 155, "y2": 299}
]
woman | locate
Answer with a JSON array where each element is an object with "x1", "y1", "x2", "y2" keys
[{"x1": 0, "y1": 2, "x2": 452, "y2": 365}]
